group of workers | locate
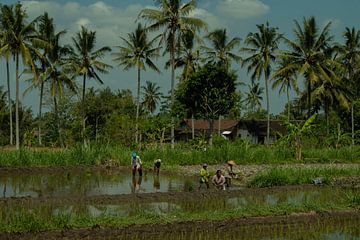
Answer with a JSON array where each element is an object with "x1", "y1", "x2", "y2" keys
[
  {"x1": 199, "y1": 160, "x2": 237, "y2": 190},
  {"x1": 131, "y1": 151, "x2": 238, "y2": 191}
]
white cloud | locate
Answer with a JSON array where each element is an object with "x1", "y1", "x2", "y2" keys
[
  {"x1": 191, "y1": 8, "x2": 226, "y2": 31},
  {"x1": 217, "y1": 0, "x2": 270, "y2": 19}
]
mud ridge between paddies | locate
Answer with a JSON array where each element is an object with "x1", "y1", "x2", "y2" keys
[
  {"x1": 0, "y1": 210, "x2": 359, "y2": 240},
  {"x1": 0, "y1": 184, "x2": 357, "y2": 206}
]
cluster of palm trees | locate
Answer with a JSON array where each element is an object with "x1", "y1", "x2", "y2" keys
[
  {"x1": 0, "y1": 3, "x2": 111, "y2": 149},
  {"x1": 1, "y1": 0, "x2": 360, "y2": 148}
]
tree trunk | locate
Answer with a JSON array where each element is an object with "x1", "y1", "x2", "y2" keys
[
  {"x1": 325, "y1": 101, "x2": 329, "y2": 136},
  {"x1": 95, "y1": 116, "x2": 99, "y2": 143},
  {"x1": 351, "y1": 103, "x2": 354, "y2": 146},
  {"x1": 170, "y1": 30, "x2": 175, "y2": 149},
  {"x1": 54, "y1": 96, "x2": 63, "y2": 147},
  {"x1": 15, "y1": 53, "x2": 20, "y2": 150},
  {"x1": 38, "y1": 80, "x2": 44, "y2": 146},
  {"x1": 191, "y1": 114, "x2": 194, "y2": 139},
  {"x1": 307, "y1": 80, "x2": 311, "y2": 118},
  {"x1": 208, "y1": 119, "x2": 214, "y2": 147},
  {"x1": 135, "y1": 67, "x2": 141, "y2": 144},
  {"x1": 218, "y1": 115, "x2": 221, "y2": 136},
  {"x1": 82, "y1": 74, "x2": 87, "y2": 147},
  {"x1": 265, "y1": 77, "x2": 270, "y2": 145},
  {"x1": 6, "y1": 60, "x2": 13, "y2": 145},
  {"x1": 287, "y1": 87, "x2": 290, "y2": 122}
]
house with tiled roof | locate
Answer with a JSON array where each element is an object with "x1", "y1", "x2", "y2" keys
[{"x1": 176, "y1": 119, "x2": 287, "y2": 144}]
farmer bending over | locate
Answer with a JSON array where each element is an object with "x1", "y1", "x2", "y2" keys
[
  {"x1": 153, "y1": 159, "x2": 161, "y2": 175},
  {"x1": 131, "y1": 152, "x2": 142, "y2": 177}
]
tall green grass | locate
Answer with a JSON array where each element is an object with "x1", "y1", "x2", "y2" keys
[
  {"x1": 0, "y1": 143, "x2": 359, "y2": 167},
  {"x1": 248, "y1": 167, "x2": 360, "y2": 187}
]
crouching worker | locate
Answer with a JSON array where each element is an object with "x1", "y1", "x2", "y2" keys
[
  {"x1": 212, "y1": 169, "x2": 226, "y2": 190},
  {"x1": 131, "y1": 152, "x2": 142, "y2": 177},
  {"x1": 153, "y1": 159, "x2": 161, "y2": 175},
  {"x1": 198, "y1": 164, "x2": 210, "y2": 190}
]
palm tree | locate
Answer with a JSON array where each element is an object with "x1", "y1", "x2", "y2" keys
[
  {"x1": 201, "y1": 28, "x2": 241, "y2": 68},
  {"x1": 244, "y1": 81, "x2": 264, "y2": 113},
  {"x1": 278, "y1": 17, "x2": 334, "y2": 119},
  {"x1": 70, "y1": 26, "x2": 112, "y2": 146},
  {"x1": 112, "y1": 23, "x2": 160, "y2": 143},
  {"x1": 0, "y1": 8, "x2": 13, "y2": 145},
  {"x1": 42, "y1": 31, "x2": 75, "y2": 147},
  {"x1": 139, "y1": 0, "x2": 207, "y2": 148},
  {"x1": 0, "y1": 3, "x2": 42, "y2": 149},
  {"x1": 166, "y1": 31, "x2": 200, "y2": 82},
  {"x1": 337, "y1": 27, "x2": 360, "y2": 145},
  {"x1": 142, "y1": 81, "x2": 162, "y2": 114},
  {"x1": 242, "y1": 22, "x2": 282, "y2": 144},
  {"x1": 272, "y1": 58, "x2": 299, "y2": 121},
  {"x1": 34, "y1": 12, "x2": 59, "y2": 146}
]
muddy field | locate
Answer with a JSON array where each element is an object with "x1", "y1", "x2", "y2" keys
[
  {"x1": 0, "y1": 164, "x2": 360, "y2": 239},
  {"x1": 0, "y1": 210, "x2": 359, "y2": 240}
]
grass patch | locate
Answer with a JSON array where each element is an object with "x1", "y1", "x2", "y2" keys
[{"x1": 248, "y1": 167, "x2": 360, "y2": 187}]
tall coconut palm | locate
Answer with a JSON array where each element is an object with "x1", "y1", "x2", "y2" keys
[
  {"x1": 278, "y1": 17, "x2": 334, "y2": 119},
  {"x1": 139, "y1": 0, "x2": 207, "y2": 148},
  {"x1": 35, "y1": 12, "x2": 58, "y2": 146},
  {"x1": 70, "y1": 26, "x2": 112, "y2": 146},
  {"x1": 112, "y1": 23, "x2": 160, "y2": 143},
  {"x1": 201, "y1": 28, "x2": 241, "y2": 68},
  {"x1": 244, "y1": 81, "x2": 264, "y2": 113},
  {"x1": 242, "y1": 22, "x2": 282, "y2": 144},
  {"x1": 166, "y1": 31, "x2": 200, "y2": 82},
  {"x1": 272, "y1": 58, "x2": 299, "y2": 121},
  {"x1": 0, "y1": 9, "x2": 13, "y2": 145},
  {"x1": 0, "y1": 3, "x2": 42, "y2": 149},
  {"x1": 142, "y1": 81, "x2": 162, "y2": 114},
  {"x1": 337, "y1": 27, "x2": 360, "y2": 145}
]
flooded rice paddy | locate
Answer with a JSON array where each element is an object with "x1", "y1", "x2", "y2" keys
[{"x1": 0, "y1": 168, "x2": 359, "y2": 239}]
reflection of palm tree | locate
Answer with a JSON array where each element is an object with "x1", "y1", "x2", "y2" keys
[
  {"x1": 140, "y1": 0, "x2": 207, "y2": 148},
  {"x1": 201, "y1": 28, "x2": 241, "y2": 68},
  {"x1": 142, "y1": 81, "x2": 162, "y2": 114},
  {"x1": 242, "y1": 22, "x2": 281, "y2": 144}
]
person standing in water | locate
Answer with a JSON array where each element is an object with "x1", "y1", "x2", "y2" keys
[
  {"x1": 153, "y1": 159, "x2": 161, "y2": 175},
  {"x1": 131, "y1": 152, "x2": 142, "y2": 176},
  {"x1": 198, "y1": 164, "x2": 210, "y2": 190}
]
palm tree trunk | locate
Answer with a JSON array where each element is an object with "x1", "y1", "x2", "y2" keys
[
  {"x1": 54, "y1": 95, "x2": 63, "y2": 147},
  {"x1": 325, "y1": 101, "x2": 329, "y2": 136},
  {"x1": 287, "y1": 87, "x2": 290, "y2": 122},
  {"x1": 218, "y1": 115, "x2": 221, "y2": 135},
  {"x1": 6, "y1": 60, "x2": 13, "y2": 145},
  {"x1": 307, "y1": 80, "x2": 311, "y2": 118},
  {"x1": 351, "y1": 103, "x2": 354, "y2": 145},
  {"x1": 38, "y1": 81, "x2": 44, "y2": 146},
  {"x1": 170, "y1": 30, "x2": 175, "y2": 149},
  {"x1": 15, "y1": 53, "x2": 20, "y2": 150},
  {"x1": 209, "y1": 119, "x2": 214, "y2": 147},
  {"x1": 82, "y1": 74, "x2": 86, "y2": 147},
  {"x1": 191, "y1": 114, "x2": 194, "y2": 139},
  {"x1": 135, "y1": 67, "x2": 141, "y2": 144},
  {"x1": 265, "y1": 77, "x2": 270, "y2": 145}
]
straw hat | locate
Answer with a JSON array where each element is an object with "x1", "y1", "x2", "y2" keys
[{"x1": 227, "y1": 160, "x2": 236, "y2": 166}]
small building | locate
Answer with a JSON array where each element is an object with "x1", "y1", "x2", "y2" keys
[{"x1": 176, "y1": 119, "x2": 287, "y2": 144}]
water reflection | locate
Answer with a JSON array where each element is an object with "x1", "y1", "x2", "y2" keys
[{"x1": 0, "y1": 171, "x2": 197, "y2": 198}]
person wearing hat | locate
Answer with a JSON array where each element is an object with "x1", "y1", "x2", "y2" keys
[
  {"x1": 225, "y1": 160, "x2": 237, "y2": 187},
  {"x1": 212, "y1": 169, "x2": 226, "y2": 190},
  {"x1": 153, "y1": 159, "x2": 161, "y2": 175},
  {"x1": 198, "y1": 164, "x2": 210, "y2": 190},
  {"x1": 131, "y1": 152, "x2": 143, "y2": 176}
]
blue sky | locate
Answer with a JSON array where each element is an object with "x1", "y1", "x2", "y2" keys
[{"x1": 1, "y1": 0, "x2": 360, "y2": 115}]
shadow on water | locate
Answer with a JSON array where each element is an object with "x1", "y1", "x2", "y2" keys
[{"x1": 0, "y1": 170, "x2": 198, "y2": 198}]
